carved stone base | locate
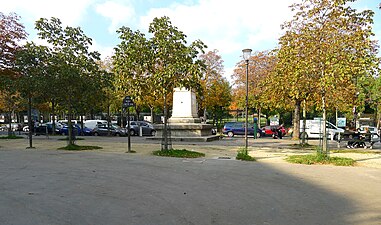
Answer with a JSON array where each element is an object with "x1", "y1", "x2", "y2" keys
[
  {"x1": 168, "y1": 117, "x2": 201, "y2": 124},
  {"x1": 149, "y1": 123, "x2": 219, "y2": 142}
]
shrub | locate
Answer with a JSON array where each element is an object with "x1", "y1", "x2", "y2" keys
[{"x1": 236, "y1": 149, "x2": 256, "y2": 161}]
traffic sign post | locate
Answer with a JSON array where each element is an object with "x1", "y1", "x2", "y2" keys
[{"x1": 123, "y1": 96, "x2": 134, "y2": 153}]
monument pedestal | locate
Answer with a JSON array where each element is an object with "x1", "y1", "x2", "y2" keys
[
  {"x1": 148, "y1": 88, "x2": 219, "y2": 142},
  {"x1": 152, "y1": 123, "x2": 219, "y2": 142}
]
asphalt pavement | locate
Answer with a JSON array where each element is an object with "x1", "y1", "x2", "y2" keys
[{"x1": 0, "y1": 135, "x2": 381, "y2": 225}]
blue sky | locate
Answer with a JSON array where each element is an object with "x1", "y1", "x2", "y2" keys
[{"x1": 3, "y1": 0, "x2": 381, "y2": 81}]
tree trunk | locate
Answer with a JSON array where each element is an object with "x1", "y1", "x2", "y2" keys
[
  {"x1": 51, "y1": 99, "x2": 56, "y2": 135},
  {"x1": 8, "y1": 110, "x2": 12, "y2": 136},
  {"x1": 292, "y1": 100, "x2": 301, "y2": 140},
  {"x1": 67, "y1": 98, "x2": 74, "y2": 146},
  {"x1": 107, "y1": 104, "x2": 111, "y2": 136},
  {"x1": 301, "y1": 100, "x2": 307, "y2": 145},
  {"x1": 204, "y1": 108, "x2": 207, "y2": 124},
  {"x1": 27, "y1": 95, "x2": 33, "y2": 148},
  {"x1": 163, "y1": 93, "x2": 169, "y2": 151},
  {"x1": 80, "y1": 115, "x2": 85, "y2": 136},
  {"x1": 150, "y1": 107, "x2": 154, "y2": 124},
  {"x1": 377, "y1": 104, "x2": 380, "y2": 131},
  {"x1": 135, "y1": 108, "x2": 140, "y2": 121},
  {"x1": 258, "y1": 108, "x2": 261, "y2": 128},
  {"x1": 322, "y1": 95, "x2": 328, "y2": 156}
]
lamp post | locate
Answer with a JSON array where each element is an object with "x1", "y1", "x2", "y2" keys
[{"x1": 242, "y1": 48, "x2": 252, "y2": 154}]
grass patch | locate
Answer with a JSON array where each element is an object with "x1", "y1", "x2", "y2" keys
[
  {"x1": 331, "y1": 149, "x2": 381, "y2": 154},
  {"x1": 58, "y1": 137, "x2": 85, "y2": 141},
  {"x1": 236, "y1": 149, "x2": 256, "y2": 161},
  {"x1": 153, "y1": 149, "x2": 205, "y2": 158},
  {"x1": 285, "y1": 153, "x2": 355, "y2": 166},
  {"x1": 58, "y1": 144, "x2": 102, "y2": 151},
  {"x1": 0, "y1": 135, "x2": 23, "y2": 139}
]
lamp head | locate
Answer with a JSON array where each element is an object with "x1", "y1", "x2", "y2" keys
[{"x1": 242, "y1": 48, "x2": 252, "y2": 61}]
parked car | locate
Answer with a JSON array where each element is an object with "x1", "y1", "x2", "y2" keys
[
  {"x1": 34, "y1": 122, "x2": 63, "y2": 135},
  {"x1": 59, "y1": 124, "x2": 92, "y2": 136},
  {"x1": 129, "y1": 121, "x2": 156, "y2": 136},
  {"x1": 91, "y1": 124, "x2": 126, "y2": 136},
  {"x1": 222, "y1": 122, "x2": 263, "y2": 138},
  {"x1": 261, "y1": 125, "x2": 287, "y2": 137},
  {"x1": 358, "y1": 126, "x2": 379, "y2": 135},
  {"x1": 84, "y1": 120, "x2": 108, "y2": 130},
  {"x1": 3, "y1": 123, "x2": 23, "y2": 131}
]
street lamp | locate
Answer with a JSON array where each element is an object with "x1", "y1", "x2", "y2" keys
[{"x1": 242, "y1": 48, "x2": 252, "y2": 154}]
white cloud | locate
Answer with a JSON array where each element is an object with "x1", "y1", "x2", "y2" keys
[
  {"x1": 2, "y1": 0, "x2": 93, "y2": 26},
  {"x1": 132, "y1": 0, "x2": 296, "y2": 80},
  {"x1": 138, "y1": 0, "x2": 295, "y2": 68},
  {"x1": 95, "y1": 1, "x2": 136, "y2": 33},
  {"x1": 89, "y1": 40, "x2": 115, "y2": 59}
]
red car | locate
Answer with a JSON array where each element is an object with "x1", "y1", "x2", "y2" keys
[{"x1": 261, "y1": 125, "x2": 287, "y2": 137}]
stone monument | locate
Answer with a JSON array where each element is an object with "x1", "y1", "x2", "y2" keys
[
  {"x1": 169, "y1": 87, "x2": 200, "y2": 123},
  {"x1": 152, "y1": 87, "x2": 219, "y2": 142}
]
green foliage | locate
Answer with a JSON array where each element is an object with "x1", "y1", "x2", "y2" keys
[
  {"x1": 0, "y1": 135, "x2": 23, "y2": 139},
  {"x1": 58, "y1": 144, "x2": 102, "y2": 151},
  {"x1": 34, "y1": 17, "x2": 104, "y2": 145},
  {"x1": 0, "y1": 12, "x2": 27, "y2": 120},
  {"x1": 113, "y1": 16, "x2": 207, "y2": 107},
  {"x1": 274, "y1": 0, "x2": 379, "y2": 140},
  {"x1": 152, "y1": 149, "x2": 205, "y2": 158},
  {"x1": 236, "y1": 149, "x2": 256, "y2": 161},
  {"x1": 199, "y1": 50, "x2": 232, "y2": 121},
  {"x1": 285, "y1": 153, "x2": 355, "y2": 166}
]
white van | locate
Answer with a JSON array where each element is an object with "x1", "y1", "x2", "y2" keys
[
  {"x1": 300, "y1": 119, "x2": 344, "y2": 140},
  {"x1": 84, "y1": 120, "x2": 108, "y2": 130}
]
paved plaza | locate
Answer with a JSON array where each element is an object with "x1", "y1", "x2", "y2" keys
[{"x1": 0, "y1": 136, "x2": 380, "y2": 225}]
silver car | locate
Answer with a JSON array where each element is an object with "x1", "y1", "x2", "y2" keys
[{"x1": 92, "y1": 124, "x2": 126, "y2": 136}]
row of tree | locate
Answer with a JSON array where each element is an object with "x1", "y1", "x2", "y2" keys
[
  {"x1": 231, "y1": 0, "x2": 380, "y2": 154},
  {"x1": 1, "y1": 0, "x2": 380, "y2": 150},
  {"x1": 0, "y1": 13, "x2": 231, "y2": 147}
]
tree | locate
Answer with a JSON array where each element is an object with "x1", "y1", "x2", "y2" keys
[
  {"x1": 15, "y1": 42, "x2": 51, "y2": 147},
  {"x1": 0, "y1": 12, "x2": 27, "y2": 135},
  {"x1": 232, "y1": 51, "x2": 277, "y2": 125},
  {"x1": 114, "y1": 16, "x2": 206, "y2": 150},
  {"x1": 113, "y1": 27, "x2": 154, "y2": 124},
  {"x1": 35, "y1": 17, "x2": 102, "y2": 145},
  {"x1": 275, "y1": 0, "x2": 379, "y2": 154},
  {"x1": 199, "y1": 50, "x2": 232, "y2": 126}
]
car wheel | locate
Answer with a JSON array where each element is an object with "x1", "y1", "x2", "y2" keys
[
  {"x1": 115, "y1": 133, "x2": 120, "y2": 137},
  {"x1": 93, "y1": 132, "x2": 99, "y2": 136},
  {"x1": 130, "y1": 129, "x2": 135, "y2": 136},
  {"x1": 227, "y1": 131, "x2": 234, "y2": 137},
  {"x1": 151, "y1": 130, "x2": 156, "y2": 136},
  {"x1": 256, "y1": 132, "x2": 261, "y2": 138}
]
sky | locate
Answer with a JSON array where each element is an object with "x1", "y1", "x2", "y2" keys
[{"x1": 2, "y1": 0, "x2": 381, "y2": 81}]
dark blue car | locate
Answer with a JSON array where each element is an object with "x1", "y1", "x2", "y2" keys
[
  {"x1": 59, "y1": 124, "x2": 92, "y2": 136},
  {"x1": 222, "y1": 122, "x2": 263, "y2": 138}
]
